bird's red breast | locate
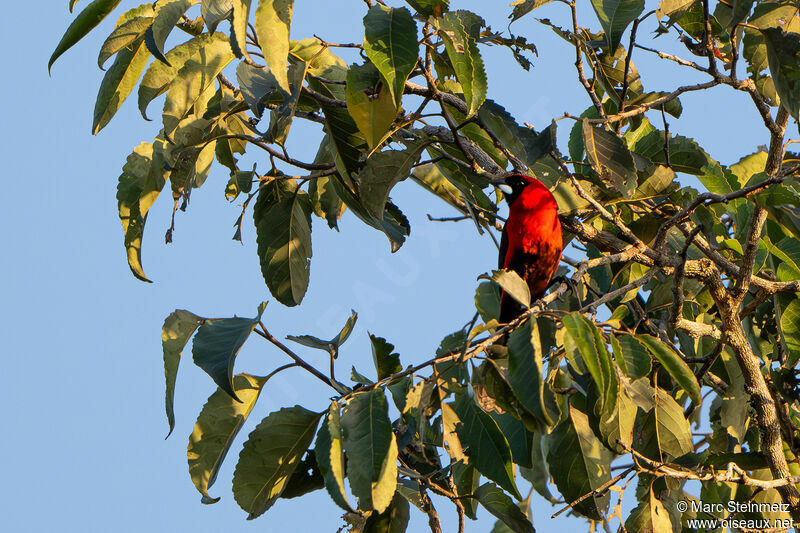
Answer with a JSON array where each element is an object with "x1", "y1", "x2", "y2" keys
[{"x1": 499, "y1": 174, "x2": 562, "y2": 323}]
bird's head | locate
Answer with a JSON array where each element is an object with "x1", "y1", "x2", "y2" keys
[{"x1": 496, "y1": 174, "x2": 555, "y2": 209}]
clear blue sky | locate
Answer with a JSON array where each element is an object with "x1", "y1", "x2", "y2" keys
[{"x1": 0, "y1": 1, "x2": 767, "y2": 532}]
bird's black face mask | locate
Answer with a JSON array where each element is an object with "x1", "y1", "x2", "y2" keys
[{"x1": 497, "y1": 174, "x2": 530, "y2": 206}]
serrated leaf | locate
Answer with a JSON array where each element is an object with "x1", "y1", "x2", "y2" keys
[
  {"x1": 315, "y1": 403, "x2": 353, "y2": 511},
  {"x1": 50, "y1": 0, "x2": 124, "y2": 72},
  {"x1": 191, "y1": 303, "x2": 266, "y2": 401},
  {"x1": 362, "y1": 5, "x2": 419, "y2": 108},
  {"x1": 341, "y1": 390, "x2": 398, "y2": 513},
  {"x1": 438, "y1": 12, "x2": 487, "y2": 116},
  {"x1": 634, "y1": 387, "x2": 692, "y2": 461},
  {"x1": 254, "y1": 0, "x2": 294, "y2": 93},
  {"x1": 98, "y1": 15, "x2": 153, "y2": 68},
  {"x1": 474, "y1": 484, "x2": 534, "y2": 533},
  {"x1": 253, "y1": 179, "x2": 313, "y2": 307},
  {"x1": 509, "y1": 0, "x2": 555, "y2": 23},
  {"x1": 346, "y1": 62, "x2": 398, "y2": 149},
  {"x1": 93, "y1": 36, "x2": 151, "y2": 134},
  {"x1": 230, "y1": 0, "x2": 253, "y2": 61},
  {"x1": 202, "y1": 0, "x2": 233, "y2": 32},
  {"x1": 507, "y1": 318, "x2": 553, "y2": 427},
  {"x1": 480, "y1": 269, "x2": 531, "y2": 309},
  {"x1": 590, "y1": 0, "x2": 644, "y2": 53},
  {"x1": 762, "y1": 27, "x2": 800, "y2": 119},
  {"x1": 452, "y1": 394, "x2": 520, "y2": 499},
  {"x1": 232, "y1": 406, "x2": 322, "y2": 518},
  {"x1": 146, "y1": 0, "x2": 197, "y2": 65},
  {"x1": 364, "y1": 493, "x2": 410, "y2": 533},
  {"x1": 583, "y1": 119, "x2": 637, "y2": 197},
  {"x1": 162, "y1": 309, "x2": 203, "y2": 436},
  {"x1": 357, "y1": 144, "x2": 427, "y2": 220},
  {"x1": 267, "y1": 60, "x2": 307, "y2": 144},
  {"x1": 139, "y1": 33, "x2": 228, "y2": 120},
  {"x1": 188, "y1": 373, "x2": 267, "y2": 502},
  {"x1": 116, "y1": 139, "x2": 168, "y2": 281},
  {"x1": 637, "y1": 334, "x2": 701, "y2": 405},
  {"x1": 546, "y1": 403, "x2": 612, "y2": 520},
  {"x1": 611, "y1": 333, "x2": 651, "y2": 379},
  {"x1": 370, "y1": 334, "x2": 402, "y2": 380},
  {"x1": 162, "y1": 35, "x2": 234, "y2": 134}
]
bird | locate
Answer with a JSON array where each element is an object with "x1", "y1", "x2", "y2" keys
[{"x1": 496, "y1": 174, "x2": 563, "y2": 324}]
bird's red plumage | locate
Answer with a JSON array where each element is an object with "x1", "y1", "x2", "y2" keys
[{"x1": 499, "y1": 174, "x2": 562, "y2": 323}]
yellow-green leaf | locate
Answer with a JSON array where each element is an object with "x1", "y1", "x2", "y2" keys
[
  {"x1": 162, "y1": 309, "x2": 203, "y2": 436},
  {"x1": 254, "y1": 0, "x2": 294, "y2": 93},
  {"x1": 188, "y1": 373, "x2": 267, "y2": 503},
  {"x1": 93, "y1": 37, "x2": 151, "y2": 134}
]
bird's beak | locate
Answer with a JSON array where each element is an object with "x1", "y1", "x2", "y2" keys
[{"x1": 497, "y1": 182, "x2": 513, "y2": 195}]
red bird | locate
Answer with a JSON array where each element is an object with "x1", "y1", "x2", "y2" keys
[{"x1": 497, "y1": 174, "x2": 563, "y2": 324}]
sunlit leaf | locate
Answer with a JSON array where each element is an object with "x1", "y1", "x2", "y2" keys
[
  {"x1": 254, "y1": 0, "x2": 294, "y2": 93},
  {"x1": 362, "y1": 5, "x2": 419, "y2": 107},
  {"x1": 162, "y1": 309, "x2": 203, "y2": 436},
  {"x1": 437, "y1": 11, "x2": 487, "y2": 116},
  {"x1": 50, "y1": 0, "x2": 124, "y2": 72},
  {"x1": 583, "y1": 119, "x2": 637, "y2": 197},
  {"x1": 188, "y1": 373, "x2": 267, "y2": 503},
  {"x1": 590, "y1": 0, "x2": 644, "y2": 53},
  {"x1": 341, "y1": 390, "x2": 398, "y2": 513},
  {"x1": 145, "y1": 0, "x2": 197, "y2": 65},
  {"x1": 315, "y1": 402, "x2": 353, "y2": 511},
  {"x1": 346, "y1": 62, "x2": 398, "y2": 149},
  {"x1": 507, "y1": 318, "x2": 553, "y2": 428},
  {"x1": 253, "y1": 178, "x2": 313, "y2": 307},
  {"x1": 474, "y1": 483, "x2": 534, "y2": 533},
  {"x1": 93, "y1": 36, "x2": 151, "y2": 134},
  {"x1": 637, "y1": 334, "x2": 701, "y2": 405},
  {"x1": 98, "y1": 15, "x2": 153, "y2": 68},
  {"x1": 232, "y1": 406, "x2": 322, "y2": 518}
]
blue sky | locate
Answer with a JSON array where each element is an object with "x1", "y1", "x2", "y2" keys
[{"x1": 0, "y1": 1, "x2": 769, "y2": 532}]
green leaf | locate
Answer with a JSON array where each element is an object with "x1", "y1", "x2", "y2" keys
[
  {"x1": 341, "y1": 390, "x2": 398, "y2": 513},
  {"x1": 371, "y1": 334, "x2": 402, "y2": 380},
  {"x1": 546, "y1": 403, "x2": 612, "y2": 520},
  {"x1": 562, "y1": 313, "x2": 615, "y2": 412},
  {"x1": 50, "y1": 0, "x2": 124, "y2": 72},
  {"x1": 362, "y1": 5, "x2": 419, "y2": 107},
  {"x1": 162, "y1": 35, "x2": 234, "y2": 134},
  {"x1": 477, "y1": 100, "x2": 529, "y2": 164},
  {"x1": 637, "y1": 334, "x2": 701, "y2": 405},
  {"x1": 625, "y1": 485, "x2": 675, "y2": 533},
  {"x1": 267, "y1": 61, "x2": 308, "y2": 145},
  {"x1": 162, "y1": 309, "x2": 203, "y2": 436},
  {"x1": 520, "y1": 432, "x2": 558, "y2": 503},
  {"x1": 202, "y1": 0, "x2": 233, "y2": 32},
  {"x1": 611, "y1": 334, "x2": 651, "y2": 379},
  {"x1": 509, "y1": 0, "x2": 555, "y2": 23},
  {"x1": 475, "y1": 281, "x2": 501, "y2": 323},
  {"x1": 236, "y1": 61, "x2": 281, "y2": 117},
  {"x1": 452, "y1": 462, "x2": 479, "y2": 518},
  {"x1": 191, "y1": 303, "x2": 266, "y2": 401},
  {"x1": 145, "y1": 0, "x2": 197, "y2": 65},
  {"x1": 98, "y1": 15, "x2": 153, "y2": 69},
  {"x1": 357, "y1": 144, "x2": 427, "y2": 220},
  {"x1": 346, "y1": 62, "x2": 398, "y2": 149},
  {"x1": 590, "y1": 0, "x2": 644, "y2": 53},
  {"x1": 315, "y1": 402, "x2": 354, "y2": 511},
  {"x1": 438, "y1": 12, "x2": 487, "y2": 116},
  {"x1": 253, "y1": 179, "x2": 313, "y2": 307},
  {"x1": 331, "y1": 179, "x2": 410, "y2": 252},
  {"x1": 92, "y1": 37, "x2": 151, "y2": 134},
  {"x1": 188, "y1": 373, "x2": 267, "y2": 503},
  {"x1": 598, "y1": 376, "x2": 636, "y2": 453},
  {"x1": 116, "y1": 139, "x2": 168, "y2": 281},
  {"x1": 761, "y1": 28, "x2": 800, "y2": 119},
  {"x1": 139, "y1": 33, "x2": 227, "y2": 120},
  {"x1": 582, "y1": 119, "x2": 637, "y2": 197},
  {"x1": 480, "y1": 269, "x2": 531, "y2": 309},
  {"x1": 452, "y1": 393, "x2": 520, "y2": 499},
  {"x1": 507, "y1": 319, "x2": 553, "y2": 427},
  {"x1": 286, "y1": 310, "x2": 357, "y2": 354},
  {"x1": 634, "y1": 387, "x2": 693, "y2": 461},
  {"x1": 254, "y1": 0, "x2": 294, "y2": 93},
  {"x1": 230, "y1": 0, "x2": 253, "y2": 61},
  {"x1": 474, "y1": 484, "x2": 535, "y2": 533},
  {"x1": 657, "y1": 0, "x2": 696, "y2": 23},
  {"x1": 308, "y1": 140, "x2": 345, "y2": 229},
  {"x1": 232, "y1": 406, "x2": 322, "y2": 518},
  {"x1": 491, "y1": 413, "x2": 533, "y2": 468},
  {"x1": 781, "y1": 298, "x2": 800, "y2": 365},
  {"x1": 405, "y1": 0, "x2": 449, "y2": 18},
  {"x1": 364, "y1": 493, "x2": 410, "y2": 533}
]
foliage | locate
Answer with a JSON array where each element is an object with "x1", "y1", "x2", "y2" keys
[{"x1": 54, "y1": 0, "x2": 800, "y2": 531}]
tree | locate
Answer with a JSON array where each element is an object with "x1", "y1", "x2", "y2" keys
[{"x1": 50, "y1": 0, "x2": 800, "y2": 531}]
